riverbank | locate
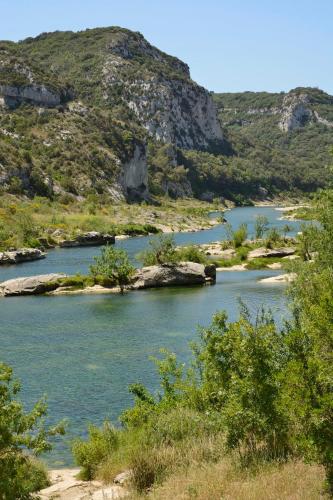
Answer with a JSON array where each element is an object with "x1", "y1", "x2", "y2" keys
[
  {"x1": 39, "y1": 468, "x2": 129, "y2": 499},
  {"x1": 0, "y1": 195, "x2": 226, "y2": 253},
  {"x1": 0, "y1": 192, "x2": 309, "y2": 255}
]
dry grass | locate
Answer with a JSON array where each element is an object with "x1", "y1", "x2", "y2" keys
[{"x1": 130, "y1": 459, "x2": 327, "y2": 500}]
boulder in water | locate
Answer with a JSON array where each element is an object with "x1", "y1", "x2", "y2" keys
[
  {"x1": 60, "y1": 232, "x2": 115, "y2": 247},
  {"x1": 0, "y1": 248, "x2": 46, "y2": 265},
  {"x1": 132, "y1": 262, "x2": 216, "y2": 289},
  {"x1": 248, "y1": 247, "x2": 296, "y2": 259},
  {"x1": 0, "y1": 273, "x2": 66, "y2": 296}
]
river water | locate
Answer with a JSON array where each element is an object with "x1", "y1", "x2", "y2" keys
[{"x1": 0, "y1": 206, "x2": 302, "y2": 466}]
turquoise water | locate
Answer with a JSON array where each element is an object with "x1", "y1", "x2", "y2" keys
[{"x1": 0, "y1": 206, "x2": 301, "y2": 466}]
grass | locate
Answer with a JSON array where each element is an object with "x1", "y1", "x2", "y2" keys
[
  {"x1": 0, "y1": 195, "x2": 222, "y2": 250},
  {"x1": 72, "y1": 415, "x2": 328, "y2": 499},
  {"x1": 140, "y1": 459, "x2": 328, "y2": 500},
  {"x1": 71, "y1": 404, "x2": 329, "y2": 499}
]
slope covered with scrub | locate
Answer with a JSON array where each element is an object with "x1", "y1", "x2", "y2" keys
[{"x1": 0, "y1": 27, "x2": 332, "y2": 204}]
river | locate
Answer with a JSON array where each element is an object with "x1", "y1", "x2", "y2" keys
[{"x1": 0, "y1": 206, "x2": 303, "y2": 466}]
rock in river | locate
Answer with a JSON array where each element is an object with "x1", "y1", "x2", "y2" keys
[
  {"x1": 132, "y1": 262, "x2": 216, "y2": 289},
  {"x1": 0, "y1": 274, "x2": 66, "y2": 297},
  {"x1": 0, "y1": 248, "x2": 46, "y2": 265},
  {"x1": 248, "y1": 247, "x2": 296, "y2": 259},
  {"x1": 60, "y1": 232, "x2": 115, "y2": 247}
]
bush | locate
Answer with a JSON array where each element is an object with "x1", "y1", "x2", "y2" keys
[
  {"x1": 138, "y1": 234, "x2": 178, "y2": 266},
  {"x1": 0, "y1": 363, "x2": 64, "y2": 498},
  {"x1": 254, "y1": 215, "x2": 269, "y2": 239},
  {"x1": 195, "y1": 310, "x2": 290, "y2": 461},
  {"x1": 233, "y1": 223, "x2": 248, "y2": 248},
  {"x1": 177, "y1": 245, "x2": 207, "y2": 264},
  {"x1": 58, "y1": 274, "x2": 94, "y2": 289},
  {"x1": 72, "y1": 423, "x2": 119, "y2": 480},
  {"x1": 90, "y1": 246, "x2": 135, "y2": 292},
  {"x1": 225, "y1": 223, "x2": 248, "y2": 248},
  {"x1": 265, "y1": 228, "x2": 281, "y2": 248}
]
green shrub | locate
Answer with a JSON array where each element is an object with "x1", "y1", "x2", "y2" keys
[
  {"x1": 58, "y1": 274, "x2": 94, "y2": 289},
  {"x1": 232, "y1": 223, "x2": 248, "y2": 248},
  {"x1": 72, "y1": 423, "x2": 119, "y2": 480},
  {"x1": 225, "y1": 223, "x2": 248, "y2": 248},
  {"x1": 138, "y1": 234, "x2": 178, "y2": 266},
  {"x1": 177, "y1": 245, "x2": 207, "y2": 264},
  {"x1": 90, "y1": 246, "x2": 135, "y2": 291},
  {"x1": 0, "y1": 363, "x2": 64, "y2": 498},
  {"x1": 265, "y1": 228, "x2": 281, "y2": 248},
  {"x1": 254, "y1": 215, "x2": 269, "y2": 239},
  {"x1": 130, "y1": 446, "x2": 171, "y2": 492},
  {"x1": 236, "y1": 246, "x2": 249, "y2": 261}
]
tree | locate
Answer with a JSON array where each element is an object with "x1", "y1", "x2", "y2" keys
[
  {"x1": 90, "y1": 246, "x2": 135, "y2": 292},
  {"x1": 138, "y1": 234, "x2": 177, "y2": 266},
  {"x1": 254, "y1": 215, "x2": 269, "y2": 239},
  {"x1": 286, "y1": 190, "x2": 333, "y2": 491},
  {"x1": 0, "y1": 363, "x2": 65, "y2": 499},
  {"x1": 194, "y1": 308, "x2": 289, "y2": 460}
]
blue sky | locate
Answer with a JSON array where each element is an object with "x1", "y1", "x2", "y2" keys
[{"x1": 1, "y1": 0, "x2": 332, "y2": 94}]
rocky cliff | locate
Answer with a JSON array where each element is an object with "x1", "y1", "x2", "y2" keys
[
  {"x1": 0, "y1": 28, "x2": 225, "y2": 201},
  {"x1": 0, "y1": 29, "x2": 332, "y2": 203},
  {"x1": 0, "y1": 51, "x2": 71, "y2": 108},
  {"x1": 214, "y1": 87, "x2": 333, "y2": 133},
  {"x1": 211, "y1": 87, "x2": 333, "y2": 196}
]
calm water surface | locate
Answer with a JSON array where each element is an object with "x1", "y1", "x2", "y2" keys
[{"x1": 0, "y1": 206, "x2": 300, "y2": 465}]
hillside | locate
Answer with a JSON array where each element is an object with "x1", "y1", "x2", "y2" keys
[
  {"x1": 0, "y1": 27, "x2": 332, "y2": 204},
  {"x1": 212, "y1": 88, "x2": 333, "y2": 195}
]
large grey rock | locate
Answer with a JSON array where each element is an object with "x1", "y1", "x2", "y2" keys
[
  {"x1": 0, "y1": 84, "x2": 61, "y2": 108},
  {"x1": 0, "y1": 248, "x2": 46, "y2": 265},
  {"x1": 60, "y1": 232, "x2": 115, "y2": 248},
  {"x1": 0, "y1": 274, "x2": 66, "y2": 297},
  {"x1": 121, "y1": 143, "x2": 149, "y2": 201},
  {"x1": 248, "y1": 247, "x2": 296, "y2": 259},
  {"x1": 132, "y1": 262, "x2": 216, "y2": 289},
  {"x1": 279, "y1": 93, "x2": 312, "y2": 132}
]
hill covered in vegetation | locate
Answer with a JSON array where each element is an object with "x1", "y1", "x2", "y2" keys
[
  {"x1": 212, "y1": 87, "x2": 333, "y2": 196},
  {"x1": 0, "y1": 27, "x2": 332, "y2": 204}
]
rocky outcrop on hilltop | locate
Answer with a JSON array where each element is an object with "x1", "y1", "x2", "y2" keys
[
  {"x1": 0, "y1": 83, "x2": 63, "y2": 108},
  {"x1": 101, "y1": 31, "x2": 224, "y2": 150},
  {"x1": 278, "y1": 93, "x2": 313, "y2": 132},
  {"x1": 121, "y1": 143, "x2": 149, "y2": 201},
  {"x1": 0, "y1": 53, "x2": 72, "y2": 108},
  {"x1": 123, "y1": 78, "x2": 223, "y2": 149}
]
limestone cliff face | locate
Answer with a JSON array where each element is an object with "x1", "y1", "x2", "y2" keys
[
  {"x1": 0, "y1": 56, "x2": 71, "y2": 108},
  {"x1": 124, "y1": 78, "x2": 223, "y2": 150},
  {"x1": 121, "y1": 143, "x2": 149, "y2": 201},
  {"x1": 102, "y1": 33, "x2": 224, "y2": 150},
  {"x1": 278, "y1": 93, "x2": 313, "y2": 132},
  {"x1": 0, "y1": 83, "x2": 62, "y2": 108}
]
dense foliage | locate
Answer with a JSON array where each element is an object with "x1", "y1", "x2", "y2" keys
[{"x1": 0, "y1": 363, "x2": 64, "y2": 499}]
